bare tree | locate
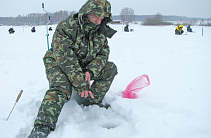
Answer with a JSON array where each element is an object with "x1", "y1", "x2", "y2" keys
[
  {"x1": 143, "y1": 13, "x2": 172, "y2": 25},
  {"x1": 120, "y1": 7, "x2": 135, "y2": 24},
  {"x1": 153, "y1": 13, "x2": 163, "y2": 24}
]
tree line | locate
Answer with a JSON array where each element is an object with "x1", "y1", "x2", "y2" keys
[
  {"x1": 0, "y1": 10, "x2": 76, "y2": 26},
  {"x1": 0, "y1": 7, "x2": 210, "y2": 26}
]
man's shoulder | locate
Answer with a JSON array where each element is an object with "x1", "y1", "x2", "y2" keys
[
  {"x1": 58, "y1": 13, "x2": 79, "y2": 28},
  {"x1": 55, "y1": 13, "x2": 80, "y2": 39}
]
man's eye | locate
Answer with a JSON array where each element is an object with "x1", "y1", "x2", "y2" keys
[{"x1": 94, "y1": 15, "x2": 99, "y2": 18}]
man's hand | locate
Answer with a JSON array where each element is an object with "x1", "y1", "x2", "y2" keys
[
  {"x1": 79, "y1": 72, "x2": 94, "y2": 98},
  {"x1": 85, "y1": 72, "x2": 91, "y2": 89},
  {"x1": 79, "y1": 91, "x2": 94, "y2": 98}
]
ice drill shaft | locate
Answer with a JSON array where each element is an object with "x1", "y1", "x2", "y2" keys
[{"x1": 6, "y1": 90, "x2": 23, "y2": 121}]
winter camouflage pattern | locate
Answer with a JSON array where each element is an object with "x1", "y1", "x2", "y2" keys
[{"x1": 34, "y1": 0, "x2": 117, "y2": 130}]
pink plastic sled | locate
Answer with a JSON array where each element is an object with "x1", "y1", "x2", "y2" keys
[{"x1": 122, "y1": 74, "x2": 150, "y2": 99}]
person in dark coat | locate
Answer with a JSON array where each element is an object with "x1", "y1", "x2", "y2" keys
[
  {"x1": 31, "y1": 27, "x2": 36, "y2": 33},
  {"x1": 124, "y1": 24, "x2": 129, "y2": 32},
  {"x1": 8, "y1": 28, "x2": 15, "y2": 34},
  {"x1": 49, "y1": 27, "x2": 53, "y2": 31},
  {"x1": 187, "y1": 25, "x2": 193, "y2": 32}
]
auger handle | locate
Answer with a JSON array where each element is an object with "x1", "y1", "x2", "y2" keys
[{"x1": 16, "y1": 90, "x2": 23, "y2": 102}]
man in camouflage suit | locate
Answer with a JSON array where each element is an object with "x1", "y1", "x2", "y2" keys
[{"x1": 28, "y1": 0, "x2": 117, "y2": 137}]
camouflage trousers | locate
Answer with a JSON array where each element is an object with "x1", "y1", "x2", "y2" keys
[{"x1": 34, "y1": 61, "x2": 117, "y2": 130}]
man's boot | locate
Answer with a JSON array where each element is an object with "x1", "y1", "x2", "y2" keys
[{"x1": 28, "y1": 125, "x2": 52, "y2": 138}]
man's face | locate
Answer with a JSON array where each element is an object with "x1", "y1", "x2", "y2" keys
[{"x1": 87, "y1": 14, "x2": 104, "y2": 25}]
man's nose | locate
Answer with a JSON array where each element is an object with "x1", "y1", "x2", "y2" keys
[{"x1": 96, "y1": 19, "x2": 101, "y2": 25}]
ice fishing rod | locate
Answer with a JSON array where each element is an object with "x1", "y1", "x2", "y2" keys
[
  {"x1": 6, "y1": 90, "x2": 23, "y2": 121},
  {"x1": 42, "y1": 3, "x2": 51, "y2": 50}
]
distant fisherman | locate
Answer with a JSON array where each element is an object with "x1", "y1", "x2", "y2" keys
[
  {"x1": 187, "y1": 25, "x2": 193, "y2": 32},
  {"x1": 175, "y1": 24, "x2": 184, "y2": 35},
  {"x1": 31, "y1": 27, "x2": 36, "y2": 33},
  {"x1": 49, "y1": 27, "x2": 53, "y2": 31},
  {"x1": 124, "y1": 24, "x2": 129, "y2": 32},
  {"x1": 8, "y1": 28, "x2": 15, "y2": 34}
]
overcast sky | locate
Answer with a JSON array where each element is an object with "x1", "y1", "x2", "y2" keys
[{"x1": 1, "y1": 0, "x2": 211, "y2": 18}]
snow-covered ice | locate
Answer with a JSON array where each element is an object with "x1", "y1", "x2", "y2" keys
[{"x1": 0, "y1": 24, "x2": 211, "y2": 138}]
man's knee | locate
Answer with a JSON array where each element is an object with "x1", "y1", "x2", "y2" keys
[
  {"x1": 48, "y1": 86, "x2": 72, "y2": 101},
  {"x1": 102, "y1": 61, "x2": 118, "y2": 80}
]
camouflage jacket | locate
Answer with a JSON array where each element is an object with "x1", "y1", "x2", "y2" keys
[{"x1": 43, "y1": 0, "x2": 117, "y2": 93}]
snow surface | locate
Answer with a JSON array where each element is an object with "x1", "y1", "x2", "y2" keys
[{"x1": 0, "y1": 24, "x2": 211, "y2": 138}]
